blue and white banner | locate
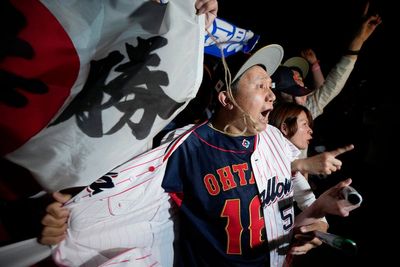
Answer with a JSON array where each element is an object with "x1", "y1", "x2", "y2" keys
[{"x1": 204, "y1": 17, "x2": 260, "y2": 58}]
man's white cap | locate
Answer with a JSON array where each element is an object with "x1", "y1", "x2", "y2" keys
[
  {"x1": 233, "y1": 44, "x2": 284, "y2": 81},
  {"x1": 214, "y1": 44, "x2": 284, "y2": 92}
]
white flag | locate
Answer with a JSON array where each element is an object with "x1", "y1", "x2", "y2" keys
[{"x1": 1, "y1": 0, "x2": 204, "y2": 191}]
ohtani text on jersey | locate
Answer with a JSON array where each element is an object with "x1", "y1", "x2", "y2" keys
[{"x1": 202, "y1": 162, "x2": 292, "y2": 207}]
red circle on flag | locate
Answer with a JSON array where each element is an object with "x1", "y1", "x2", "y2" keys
[{"x1": 0, "y1": 0, "x2": 79, "y2": 155}]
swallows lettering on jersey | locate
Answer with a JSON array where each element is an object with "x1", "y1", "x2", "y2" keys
[
  {"x1": 203, "y1": 163, "x2": 255, "y2": 195},
  {"x1": 259, "y1": 177, "x2": 292, "y2": 208}
]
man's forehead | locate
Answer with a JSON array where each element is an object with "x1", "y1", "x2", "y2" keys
[{"x1": 242, "y1": 65, "x2": 270, "y2": 78}]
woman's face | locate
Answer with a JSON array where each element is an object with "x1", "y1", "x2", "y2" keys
[{"x1": 285, "y1": 110, "x2": 313, "y2": 150}]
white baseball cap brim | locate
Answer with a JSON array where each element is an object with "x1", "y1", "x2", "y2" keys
[{"x1": 233, "y1": 44, "x2": 284, "y2": 82}]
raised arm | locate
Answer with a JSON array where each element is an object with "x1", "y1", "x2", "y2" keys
[
  {"x1": 301, "y1": 48, "x2": 325, "y2": 90},
  {"x1": 305, "y1": 2, "x2": 382, "y2": 118}
]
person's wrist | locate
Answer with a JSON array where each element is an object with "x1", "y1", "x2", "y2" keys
[
  {"x1": 292, "y1": 159, "x2": 304, "y2": 173},
  {"x1": 311, "y1": 60, "x2": 320, "y2": 71},
  {"x1": 310, "y1": 199, "x2": 325, "y2": 219},
  {"x1": 345, "y1": 49, "x2": 360, "y2": 56}
]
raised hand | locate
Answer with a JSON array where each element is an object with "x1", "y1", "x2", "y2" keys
[
  {"x1": 301, "y1": 48, "x2": 318, "y2": 65},
  {"x1": 195, "y1": 0, "x2": 218, "y2": 29},
  {"x1": 349, "y1": 1, "x2": 382, "y2": 51}
]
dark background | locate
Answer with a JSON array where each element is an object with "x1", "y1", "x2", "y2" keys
[{"x1": 218, "y1": 0, "x2": 394, "y2": 266}]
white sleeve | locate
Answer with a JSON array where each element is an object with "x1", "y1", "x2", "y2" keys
[
  {"x1": 292, "y1": 171, "x2": 328, "y2": 224},
  {"x1": 292, "y1": 171, "x2": 316, "y2": 210},
  {"x1": 306, "y1": 56, "x2": 356, "y2": 118}
]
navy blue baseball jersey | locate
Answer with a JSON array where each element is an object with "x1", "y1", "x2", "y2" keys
[{"x1": 162, "y1": 123, "x2": 269, "y2": 266}]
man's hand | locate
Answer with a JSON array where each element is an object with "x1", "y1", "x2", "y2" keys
[
  {"x1": 290, "y1": 220, "x2": 329, "y2": 255},
  {"x1": 295, "y1": 178, "x2": 361, "y2": 228},
  {"x1": 292, "y1": 144, "x2": 354, "y2": 175},
  {"x1": 315, "y1": 178, "x2": 361, "y2": 217},
  {"x1": 195, "y1": 0, "x2": 218, "y2": 29},
  {"x1": 39, "y1": 192, "x2": 71, "y2": 245}
]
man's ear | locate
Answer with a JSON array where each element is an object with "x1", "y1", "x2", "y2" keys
[{"x1": 218, "y1": 91, "x2": 234, "y2": 110}]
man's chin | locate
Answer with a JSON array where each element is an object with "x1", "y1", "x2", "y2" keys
[{"x1": 254, "y1": 122, "x2": 267, "y2": 133}]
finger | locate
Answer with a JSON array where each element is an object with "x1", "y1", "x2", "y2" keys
[
  {"x1": 336, "y1": 200, "x2": 352, "y2": 217},
  {"x1": 330, "y1": 158, "x2": 342, "y2": 168},
  {"x1": 41, "y1": 224, "x2": 68, "y2": 237},
  {"x1": 341, "y1": 209, "x2": 350, "y2": 217},
  {"x1": 299, "y1": 224, "x2": 314, "y2": 233},
  {"x1": 310, "y1": 237, "x2": 323, "y2": 246},
  {"x1": 39, "y1": 234, "x2": 66, "y2": 246},
  {"x1": 195, "y1": 0, "x2": 205, "y2": 10},
  {"x1": 290, "y1": 243, "x2": 315, "y2": 255},
  {"x1": 41, "y1": 212, "x2": 69, "y2": 227},
  {"x1": 338, "y1": 178, "x2": 352, "y2": 188},
  {"x1": 346, "y1": 204, "x2": 361, "y2": 212},
  {"x1": 300, "y1": 221, "x2": 328, "y2": 233},
  {"x1": 297, "y1": 236, "x2": 323, "y2": 247},
  {"x1": 334, "y1": 179, "x2": 353, "y2": 196},
  {"x1": 362, "y1": 1, "x2": 370, "y2": 17},
  {"x1": 368, "y1": 14, "x2": 382, "y2": 26},
  {"x1": 46, "y1": 202, "x2": 70, "y2": 219},
  {"x1": 330, "y1": 144, "x2": 354, "y2": 157},
  {"x1": 195, "y1": 0, "x2": 217, "y2": 14},
  {"x1": 291, "y1": 251, "x2": 306, "y2": 255},
  {"x1": 205, "y1": 12, "x2": 217, "y2": 29},
  {"x1": 46, "y1": 192, "x2": 71, "y2": 218},
  {"x1": 327, "y1": 165, "x2": 338, "y2": 173},
  {"x1": 53, "y1": 192, "x2": 72, "y2": 204}
]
